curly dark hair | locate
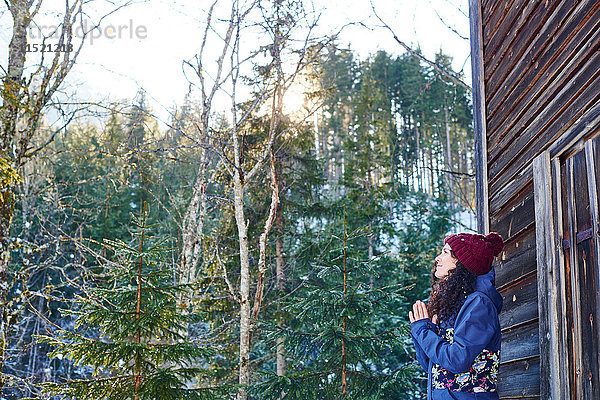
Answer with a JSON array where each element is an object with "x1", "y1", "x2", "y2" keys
[{"x1": 427, "y1": 253, "x2": 476, "y2": 324}]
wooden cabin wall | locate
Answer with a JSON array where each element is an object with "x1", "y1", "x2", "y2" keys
[
  {"x1": 491, "y1": 183, "x2": 539, "y2": 398},
  {"x1": 478, "y1": 0, "x2": 600, "y2": 398}
]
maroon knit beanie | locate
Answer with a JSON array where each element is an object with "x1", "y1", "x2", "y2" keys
[{"x1": 444, "y1": 232, "x2": 504, "y2": 276}]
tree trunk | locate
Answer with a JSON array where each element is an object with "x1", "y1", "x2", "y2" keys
[
  {"x1": 415, "y1": 120, "x2": 421, "y2": 192},
  {"x1": 134, "y1": 214, "x2": 145, "y2": 400},
  {"x1": 341, "y1": 215, "x2": 348, "y2": 396},
  {"x1": 444, "y1": 104, "x2": 454, "y2": 207},
  {"x1": 250, "y1": 155, "x2": 279, "y2": 332},
  {"x1": 232, "y1": 168, "x2": 251, "y2": 400},
  {"x1": 0, "y1": 6, "x2": 29, "y2": 381},
  {"x1": 321, "y1": 109, "x2": 329, "y2": 183},
  {"x1": 275, "y1": 205, "x2": 286, "y2": 377},
  {"x1": 429, "y1": 146, "x2": 435, "y2": 196},
  {"x1": 0, "y1": 184, "x2": 16, "y2": 386},
  {"x1": 313, "y1": 111, "x2": 321, "y2": 160},
  {"x1": 334, "y1": 128, "x2": 342, "y2": 192},
  {"x1": 180, "y1": 147, "x2": 208, "y2": 285}
]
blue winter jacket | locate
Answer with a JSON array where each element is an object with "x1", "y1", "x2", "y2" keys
[{"x1": 410, "y1": 268, "x2": 503, "y2": 400}]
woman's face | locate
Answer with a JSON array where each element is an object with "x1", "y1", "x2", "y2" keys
[{"x1": 434, "y1": 243, "x2": 457, "y2": 279}]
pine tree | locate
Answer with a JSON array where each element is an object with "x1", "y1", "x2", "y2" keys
[
  {"x1": 252, "y1": 207, "x2": 417, "y2": 399},
  {"x1": 36, "y1": 207, "x2": 226, "y2": 400},
  {"x1": 126, "y1": 90, "x2": 154, "y2": 213}
]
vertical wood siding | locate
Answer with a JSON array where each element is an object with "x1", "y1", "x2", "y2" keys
[{"x1": 557, "y1": 143, "x2": 600, "y2": 398}]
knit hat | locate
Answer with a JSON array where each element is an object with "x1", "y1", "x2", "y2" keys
[{"x1": 444, "y1": 232, "x2": 504, "y2": 276}]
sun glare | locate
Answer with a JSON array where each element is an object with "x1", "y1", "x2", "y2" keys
[
  {"x1": 281, "y1": 76, "x2": 320, "y2": 119},
  {"x1": 283, "y1": 85, "x2": 306, "y2": 116}
]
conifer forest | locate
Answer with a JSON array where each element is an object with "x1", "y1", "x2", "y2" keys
[{"x1": 0, "y1": 0, "x2": 474, "y2": 398}]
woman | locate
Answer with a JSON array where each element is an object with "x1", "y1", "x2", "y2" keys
[{"x1": 409, "y1": 232, "x2": 504, "y2": 399}]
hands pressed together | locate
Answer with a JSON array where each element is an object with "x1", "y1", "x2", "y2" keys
[{"x1": 409, "y1": 300, "x2": 438, "y2": 324}]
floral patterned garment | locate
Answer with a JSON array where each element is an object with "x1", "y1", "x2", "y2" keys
[{"x1": 431, "y1": 327, "x2": 499, "y2": 393}]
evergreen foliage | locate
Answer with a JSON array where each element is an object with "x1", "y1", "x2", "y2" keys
[
  {"x1": 35, "y1": 209, "x2": 226, "y2": 400},
  {"x1": 252, "y1": 208, "x2": 417, "y2": 399}
]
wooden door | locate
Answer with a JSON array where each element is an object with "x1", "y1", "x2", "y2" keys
[{"x1": 556, "y1": 135, "x2": 600, "y2": 399}]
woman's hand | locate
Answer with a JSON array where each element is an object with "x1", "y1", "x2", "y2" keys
[{"x1": 409, "y1": 300, "x2": 437, "y2": 324}]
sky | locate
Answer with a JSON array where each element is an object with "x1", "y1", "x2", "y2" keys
[{"x1": 0, "y1": 0, "x2": 471, "y2": 127}]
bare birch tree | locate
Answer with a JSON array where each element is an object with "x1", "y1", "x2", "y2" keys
[
  {"x1": 182, "y1": 1, "x2": 327, "y2": 398},
  {"x1": 178, "y1": 0, "x2": 233, "y2": 287}
]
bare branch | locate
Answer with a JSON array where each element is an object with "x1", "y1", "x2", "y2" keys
[
  {"x1": 369, "y1": 0, "x2": 471, "y2": 91},
  {"x1": 249, "y1": 152, "x2": 279, "y2": 330}
]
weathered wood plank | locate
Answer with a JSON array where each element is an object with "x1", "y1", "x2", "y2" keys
[
  {"x1": 533, "y1": 152, "x2": 552, "y2": 400},
  {"x1": 584, "y1": 139, "x2": 600, "y2": 400},
  {"x1": 482, "y1": 0, "x2": 514, "y2": 43},
  {"x1": 564, "y1": 157, "x2": 584, "y2": 398},
  {"x1": 497, "y1": 356, "x2": 540, "y2": 398},
  {"x1": 495, "y1": 225, "x2": 536, "y2": 289},
  {"x1": 558, "y1": 155, "x2": 579, "y2": 399},
  {"x1": 470, "y1": 0, "x2": 489, "y2": 234},
  {"x1": 499, "y1": 398, "x2": 539, "y2": 400},
  {"x1": 573, "y1": 150, "x2": 591, "y2": 229},
  {"x1": 533, "y1": 151, "x2": 570, "y2": 400},
  {"x1": 585, "y1": 137, "x2": 600, "y2": 396},
  {"x1": 501, "y1": 320, "x2": 539, "y2": 364},
  {"x1": 490, "y1": 50, "x2": 600, "y2": 163},
  {"x1": 488, "y1": 34, "x2": 600, "y2": 173},
  {"x1": 571, "y1": 149, "x2": 600, "y2": 399},
  {"x1": 499, "y1": 272, "x2": 538, "y2": 330},
  {"x1": 482, "y1": 0, "x2": 521, "y2": 51},
  {"x1": 481, "y1": 0, "x2": 491, "y2": 19},
  {"x1": 574, "y1": 238, "x2": 600, "y2": 398},
  {"x1": 489, "y1": 67, "x2": 600, "y2": 197},
  {"x1": 557, "y1": 159, "x2": 576, "y2": 398},
  {"x1": 594, "y1": 135, "x2": 600, "y2": 203},
  {"x1": 483, "y1": 0, "x2": 537, "y2": 70},
  {"x1": 490, "y1": 181, "x2": 535, "y2": 242},
  {"x1": 488, "y1": 33, "x2": 600, "y2": 170},
  {"x1": 487, "y1": 0, "x2": 600, "y2": 133},
  {"x1": 552, "y1": 157, "x2": 574, "y2": 400},
  {"x1": 485, "y1": 0, "x2": 559, "y2": 91},
  {"x1": 489, "y1": 165, "x2": 532, "y2": 214},
  {"x1": 482, "y1": 0, "x2": 508, "y2": 27},
  {"x1": 490, "y1": 179, "x2": 533, "y2": 221},
  {"x1": 549, "y1": 98, "x2": 600, "y2": 159}
]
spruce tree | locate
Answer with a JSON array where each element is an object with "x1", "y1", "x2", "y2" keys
[
  {"x1": 36, "y1": 208, "x2": 225, "y2": 400},
  {"x1": 252, "y1": 207, "x2": 417, "y2": 399}
]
